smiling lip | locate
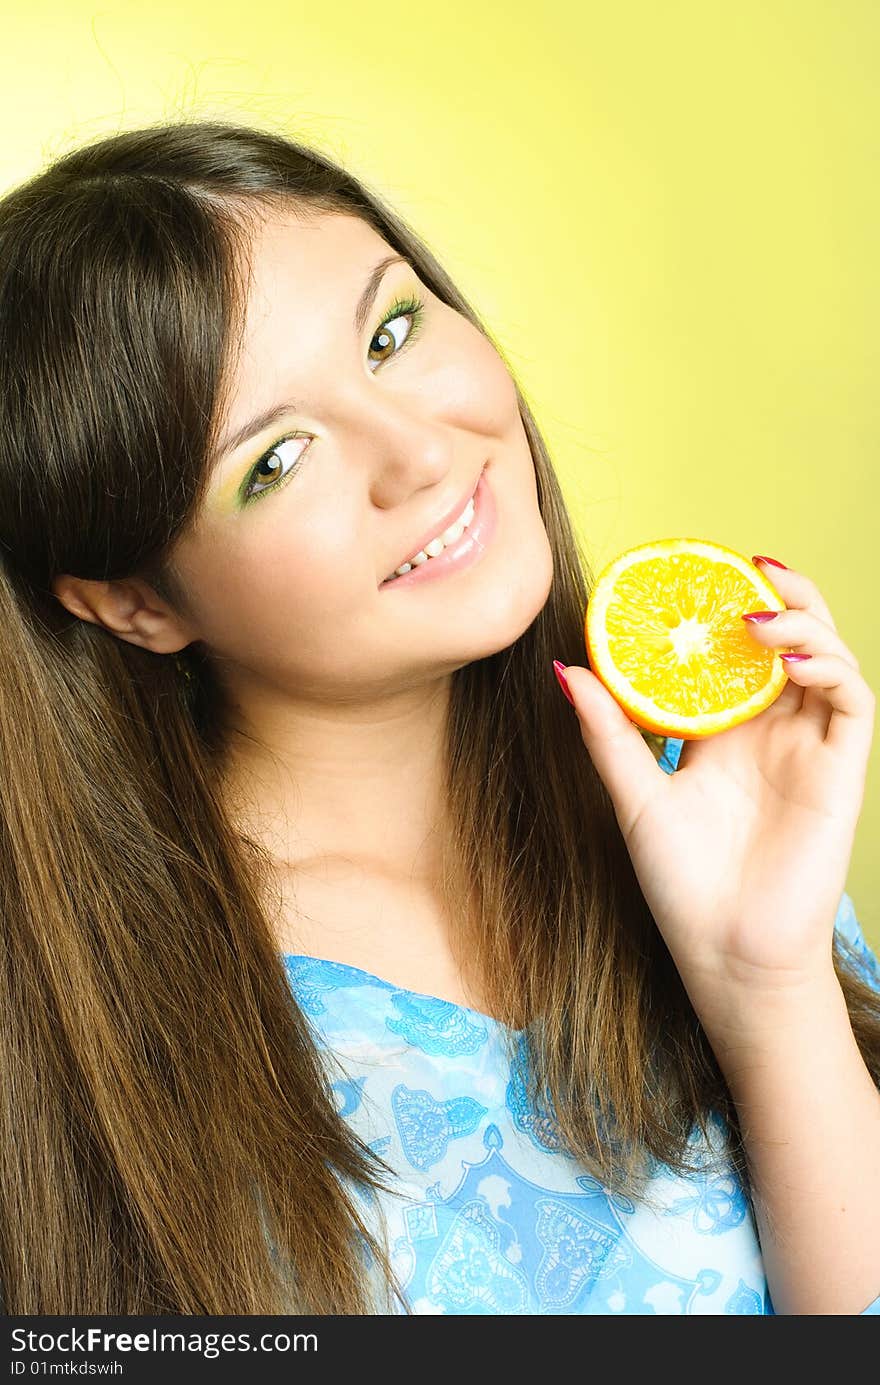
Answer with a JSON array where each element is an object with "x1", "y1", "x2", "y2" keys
[
  {"x1": 379, "y1": 465, "x2": 496, "y2": 590},
  {"x1": 384, "y1": 466, "x2": 486, "y2": 579}
]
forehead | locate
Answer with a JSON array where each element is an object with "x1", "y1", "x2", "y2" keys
[
  {"x1": 240, "y1": 209, "x2": 394, "y2": 322},
  {"x1": 220, "y1": 209, "x2": 399, "y2": 400}
]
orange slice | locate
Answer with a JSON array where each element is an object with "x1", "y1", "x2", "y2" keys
[{"x1": 584, "y1": 537, "x2": 790, "y2": 739}]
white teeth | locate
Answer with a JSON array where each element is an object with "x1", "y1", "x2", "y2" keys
[
  {"x1": 387, "y1": 493, "x2": 477, "y2": 580},
  {"x1": 440, "y1": 517, "x2": 467, "y2": 546}
]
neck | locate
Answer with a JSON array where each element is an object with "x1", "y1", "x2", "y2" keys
[{"x1": 217, "y1": 671, "x2": 456, "y2": 888}]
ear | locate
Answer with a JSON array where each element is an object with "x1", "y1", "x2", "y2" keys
[{"x1": 50, "y1": 573, "x2": 199, "y2": 656}]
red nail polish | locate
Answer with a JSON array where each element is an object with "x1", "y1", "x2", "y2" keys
[
  {"x1": 742, "y1": 611, "x2": 779, "y2": 623},
  {"x1": 552, "y1": 659, "x2": 575, "y2": 707},
  {"x1": 752, "y1": 554, "x2": 788, "y2": 570},
  {"x1": 780, "y1": 653, "x2": 811, "y2": 662}
]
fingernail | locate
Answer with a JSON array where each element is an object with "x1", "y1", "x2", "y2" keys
[
  {"x1": 742, "y1": 611, "x2": 779, "y2": 623},
  {"x1": 780, "y1": 653, "x2": 812, "y2": 662},
  {"x1": 552, "y1": 659, "x2": 575, "y2": 707},
  {"x1": 752, "y1": 554, "x2": 788, "y2": 570}
]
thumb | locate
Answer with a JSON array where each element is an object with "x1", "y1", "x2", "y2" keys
[{"x1": 555, "y1": 662, "x2": 664, "y2": 822}]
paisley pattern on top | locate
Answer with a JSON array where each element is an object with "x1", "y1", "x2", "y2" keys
[{"x1": 281, "y1": 736, "x2": 880, "y2": 1315}]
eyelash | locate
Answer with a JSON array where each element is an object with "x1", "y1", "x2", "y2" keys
[{"x1": 241, "y1": 292, "x2": 426, "y2": 505}]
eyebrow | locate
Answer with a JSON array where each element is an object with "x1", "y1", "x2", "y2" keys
[{"x1": 213, "y1": 253, "x2": 410, "y2": 465}]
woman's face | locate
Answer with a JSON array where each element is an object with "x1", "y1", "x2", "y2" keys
[{"x1": 168, "y1": 209, "x2": 554, "y2": 710}]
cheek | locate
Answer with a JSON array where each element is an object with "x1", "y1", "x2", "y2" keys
[
  {"x1": 180, "y1": 514, "x2": 369, "y2": 662},
  {"x1": 427, "y1": 324, "x2": 521, "y2": 437}
]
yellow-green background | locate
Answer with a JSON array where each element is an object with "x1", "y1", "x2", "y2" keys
[{"x1": 3, "y1": 1, "x2": 877, "y2": 950}]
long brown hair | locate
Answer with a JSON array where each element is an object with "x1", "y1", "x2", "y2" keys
[{"x1": 1, "y1": 119, "x2": 878, "y2": 1315}]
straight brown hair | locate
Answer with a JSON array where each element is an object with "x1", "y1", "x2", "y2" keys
[{"x1": 1, "y1": 119, "x2": 878, "y2": 1314}]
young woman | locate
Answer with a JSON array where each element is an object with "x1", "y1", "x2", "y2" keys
[{"x1": 1, "y1": 120, "x2": 878, "y2": 1316}]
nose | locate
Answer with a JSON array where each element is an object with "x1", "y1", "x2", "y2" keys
[{"x1": 353, "y1": 390, "x2": 456, "y2": 505}]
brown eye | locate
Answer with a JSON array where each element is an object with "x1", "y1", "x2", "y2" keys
[
  {"x1": 368, "y1": 312, "x2": 412, "y2": 366},
  {"x1": 366, "y1": 294, "x2": 424, "y2": 371},
  {"x1": 254, "y1": 455, "x2": 283, "y2": 485},
  {"x1": 243, "y1": 435, "x2": 310, "y2": 503}
]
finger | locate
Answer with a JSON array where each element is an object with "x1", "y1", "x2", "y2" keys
[
  {"x1": 741, "y1": 606, "x2": 860, "y2": 671},
  {"x1": 559, "y1": 665, "x2": 666, "y2": 836},
  {"x1": 742, "y1": 604, "x2": 861, "y2": 735},
  {"x1": 752, "y1": 556, "x2": 838, "y2": 634},
  {"x1": 774, "y1": 650, "x2": 876, "y2": 756}
]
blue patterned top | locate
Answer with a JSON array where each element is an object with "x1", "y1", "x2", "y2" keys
[{"x1": 281, "y1": 737, "x2": 880, "y2": 1315}]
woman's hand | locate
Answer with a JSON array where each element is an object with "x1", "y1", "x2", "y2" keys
[{"x1": 559, "y1": 558, "x2": 876, "y2": 1019}]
